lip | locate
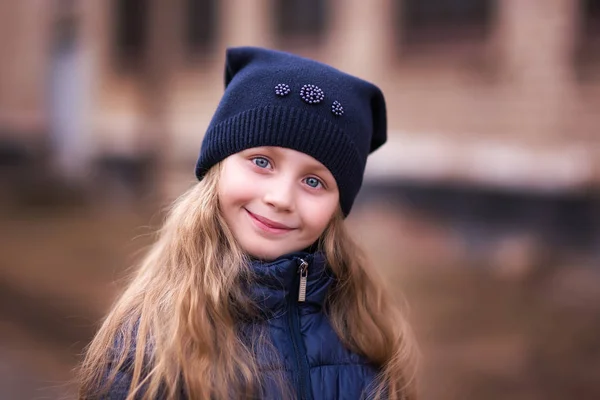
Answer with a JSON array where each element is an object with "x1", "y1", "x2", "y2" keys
[{"x1": 245, "y1": 209, "x2": 296, "y2": 233}]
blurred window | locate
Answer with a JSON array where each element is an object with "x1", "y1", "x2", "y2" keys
[
  {"x1": 582, "y1": 0, "x2": 600, "y2": 31},
  {"x1": 397, "y1": 0, "x2": 494, "y2": 49},
  {"x1": 274, "y1": 0, "x2": 328, "y2": 46},
  {"x1": 113, "y1": 0, "x2": 148, "y2": 70},
  {"x1": 576, "y1": 0, "x2": 600, "y2": 79},
  {"x1": 185, "y1": 0, "x2": 218, "y2": 55}
]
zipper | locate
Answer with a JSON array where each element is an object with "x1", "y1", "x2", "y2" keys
[
  {"x1": 287, "y1": 257, "x2": 313, "y2": 400},
  {"x1": 298, "y1": 258, "x2": 309, "y2": 302}
]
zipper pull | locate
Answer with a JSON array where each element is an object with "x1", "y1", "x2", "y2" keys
[{"x1": 298, "y1": 258, "x2": 309, "y2": 302}]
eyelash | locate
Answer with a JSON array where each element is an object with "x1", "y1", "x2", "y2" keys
[
  {"x1": 249, "y1": 156, "x2": 327, "y2": 189},
  {"x1": 251, "y1": 156, "x2": 272, "y2": 169},
  {"x1": 304, "y1": 176, "x2": 325, "y2": 189}
]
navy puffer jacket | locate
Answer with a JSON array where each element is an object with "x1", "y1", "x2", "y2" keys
[
  {"x1": 248, "y1": 251, "x2": 380, "y2": 399},
  {"x1": 103, "y1": 251, "x2": 381, "y2": 399}
]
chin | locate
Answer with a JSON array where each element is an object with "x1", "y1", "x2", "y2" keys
[
  {"x1": 243, "y1": 242, "x2": 305, "y2": 262},
  {"x1": 246, "y1": 247, "x2": 285, "y2": 261}
]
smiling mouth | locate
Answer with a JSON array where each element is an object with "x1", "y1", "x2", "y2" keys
[{"x1": 245, "y1": 209, "x2": 296, "y2": 232}]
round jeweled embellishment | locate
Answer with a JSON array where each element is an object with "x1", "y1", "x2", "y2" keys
[
  {"x1": 275, "y1": 83, "x2": 291, "y2": 97},
  {"x1": 331, "y1": 100, "x2": 344, "y2": 116},
  {"x1": 300, "y1": 84, "x2": 325, "y2": 104}
]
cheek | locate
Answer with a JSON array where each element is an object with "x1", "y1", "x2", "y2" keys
[
  {"x1": 299, "y1": 195, "x2": 338, "y2": 233},
  {"x1": 218, "y1": 164, "x2": 256, "y2": 206},
  {"x1": 219, "y1": 182, "x2": 246, "y2": 207}
]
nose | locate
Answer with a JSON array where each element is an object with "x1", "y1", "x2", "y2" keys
[{"x1": 262, "y1": 178, "x2": 295, "y2": 212}]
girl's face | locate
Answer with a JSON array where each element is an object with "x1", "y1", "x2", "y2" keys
[{"x1": 218, "y1": 146, "x2": 339, "y2": 261}]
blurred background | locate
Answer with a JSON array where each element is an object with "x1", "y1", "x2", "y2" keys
[{"x1": 1, "y1": 0, "x2": 599, "y2": 399}]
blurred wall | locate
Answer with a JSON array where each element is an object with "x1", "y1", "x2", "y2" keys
[
  {"x1": 0, "y1": 0, "x2": 599, "y2": 196},
  {"x1": 0, "y1": 0, "x2": 52, "y2": 145}
]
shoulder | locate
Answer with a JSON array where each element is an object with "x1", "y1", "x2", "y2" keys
[{"x1": 96, "y1": 324, "x2": 146, "y2": 399}]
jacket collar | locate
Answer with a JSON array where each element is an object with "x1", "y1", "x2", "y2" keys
[{"x1": 249, "y1": 251, "x2": 335, "y2": 316}]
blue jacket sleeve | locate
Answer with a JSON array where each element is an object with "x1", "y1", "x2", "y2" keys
[
  {"x1": 98, "y1": 357, "x2": 136, "y2": 400},
  {"x1": 97, "y1": 327, "x2": 140, "y2": 400}
]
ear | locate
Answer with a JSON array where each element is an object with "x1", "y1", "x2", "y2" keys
[
  {"x1": 224, "y1": 47, "x2": 258, "y2": 88},
  {"x1": 369, "y1": 86, "x2": 387, "y2": 153}
]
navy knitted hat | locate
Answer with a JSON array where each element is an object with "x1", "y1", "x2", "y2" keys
[{"x1": 195, "y1": 47, "x2": 387, "y2": 216}]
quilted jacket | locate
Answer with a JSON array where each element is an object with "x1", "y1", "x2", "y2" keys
[{"x1": 102, "y1": 251, "x2": 380, "y2": 399}]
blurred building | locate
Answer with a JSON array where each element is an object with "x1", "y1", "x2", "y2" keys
[{"x1": 0, "y1": 0, "x2": 599, "y2": 199}]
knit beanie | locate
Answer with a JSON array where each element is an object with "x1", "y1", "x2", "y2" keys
[{"x1": 195, "y1": 46, "x2": 387, "y2": 216}]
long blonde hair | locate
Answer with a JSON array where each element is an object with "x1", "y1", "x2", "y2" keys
[{"x1": 78, "y1": 164, "x2": 418, "y2": 399}]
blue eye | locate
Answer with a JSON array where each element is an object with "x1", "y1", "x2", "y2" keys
[
  {"x1": 305, "y1": 177, "x2": 322, "y2": 188},
  {"x1": 252, "y1": 157, "x2": 271, "y2": 169}
]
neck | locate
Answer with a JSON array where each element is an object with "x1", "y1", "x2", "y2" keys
[
  {"x1": 247, "y1": 241, "x2": 321, "y2": 263},
  {"x1": 246, "y1": 250, "x2": 334, "y2": 317}
]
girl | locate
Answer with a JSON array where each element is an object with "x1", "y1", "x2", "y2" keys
[{"x1": 78, "y1": 47, "x2": 417, "y2": 399}]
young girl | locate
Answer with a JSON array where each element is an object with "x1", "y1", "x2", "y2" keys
[{"x1": 78, "y1": 47, "x2": 417, "y2": 399}]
